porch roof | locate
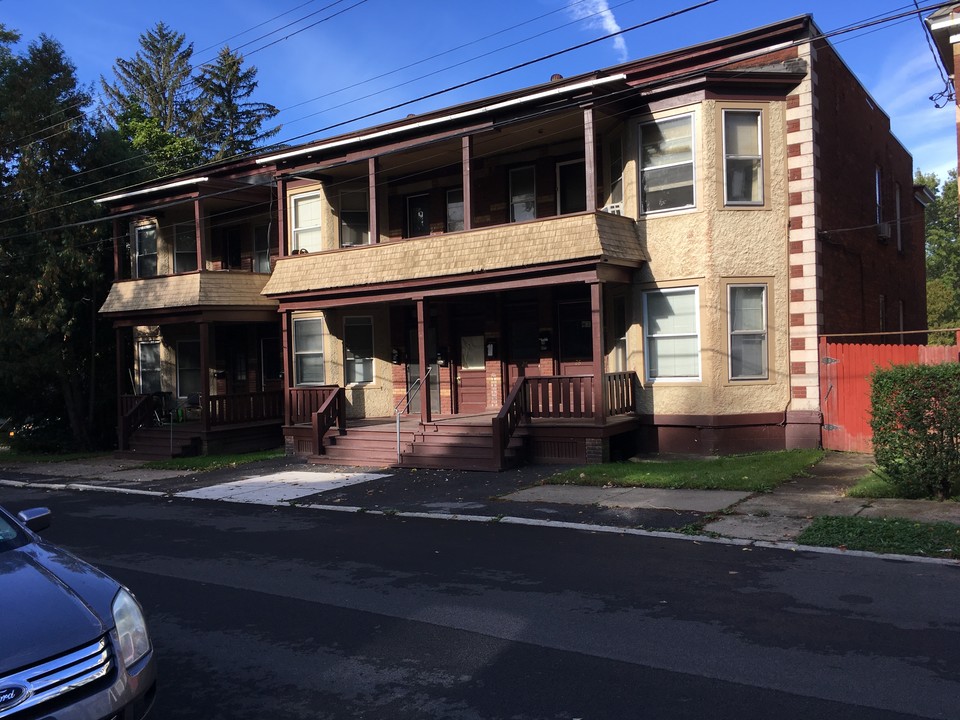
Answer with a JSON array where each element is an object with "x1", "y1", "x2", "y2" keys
[
  {"x1": 100, "y1": 272, "x2": 278, "y2": 316},
  {"x1": 262, "y1": 211, "x2": 647, "y2": 297}
]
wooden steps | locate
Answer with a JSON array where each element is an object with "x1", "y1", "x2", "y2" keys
[{"x1": 115, "y1": 424, "x2": 201, "y2": 460}]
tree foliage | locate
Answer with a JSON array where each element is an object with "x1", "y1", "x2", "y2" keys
[
  {"x1": 0, "y1": 27, "x2": 139, "y2": 450},
  {"x1": 915, "y1": 169, "x2": 960, "y2": 343}
]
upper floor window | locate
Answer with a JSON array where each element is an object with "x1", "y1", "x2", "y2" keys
[
  {"x1": 407, "y1": 194, "x2": 430, "y2": 237},
  {"x1": 723, "y1": 110, "x2": 763, "y2": 205},
  {"x1": 557, "y1": 159, "x2": 586, "y2": 214},
  {"x1": 446, "y1": 188, "x2": 464, "y2": 232},
  {"x1": 728, "y1": 284, "x2": 768, "y2": 380},
  {"x1": 254, "y1": 225, "x2": 271, "y2": 273},
  {"x1": 509, "y1": 166, "x2": 536, "y2": 222},
  {"x1": 174, "y1": 224, "x2": 197, "y2": 273},
  {"x1": 293, "y1": 317, "x2": 325, "y2": 385},
  {"x1": 639, "y1": 114, "x2": 695, "y2": 213},
  {"x1": 291, "y1": 192, "x2": 322, "y2": 253},
  {"x1": 643, "y1": 287, "x2": 700, "y2": 382},
  {"x1": 340, "y1": 190, "x2": 369, "y2": 247},
  {"x1": 135, "y1": 224, "x2": 158, "y2": 278}
]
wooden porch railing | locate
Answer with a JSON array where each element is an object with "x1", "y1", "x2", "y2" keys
[
  {"x1": 311, "y1": 387, "x2": 346, "y2": 456},
  {"x1": 208, "y1": 391, "x2": 284, "y2": 426},
  {"x1": 287, "y1": 386, "x2": 342, "y2": 425},
  {"x1": 492, "y1": 376, "x2": 530, "y2": 469},
  {"x1": 604, "y1": 372, "x2": 637, "y2": 416},
  {"x1": 526, "y1": 375, "x2": 595, "y2": 418},
  {"x1": 119, "y1": 394, "x2": 154, "y2": 451}
]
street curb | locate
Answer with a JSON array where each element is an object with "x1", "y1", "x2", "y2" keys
[{"x1": 5, "y1": 479, "x2": 960, "y2": 568}]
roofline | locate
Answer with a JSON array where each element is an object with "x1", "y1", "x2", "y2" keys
[{"x1": 95, "y1": 176, "x2": 211, "y2": 204}]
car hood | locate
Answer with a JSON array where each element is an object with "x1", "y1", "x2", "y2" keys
[{"x1": 0, "y1": 543, "x2": 117, "y2": 674}]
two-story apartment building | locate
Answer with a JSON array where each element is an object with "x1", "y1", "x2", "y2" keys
[{"x1": 98, "y1": 15, "x2": 927, "y2": 469}]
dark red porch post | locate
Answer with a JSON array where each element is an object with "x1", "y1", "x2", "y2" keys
[
  {"x1": 116, "y1": 326, "x2": 126, "y2": 450},
  {"x1": 112, "y1": 218, "x2": 121, "y2": 281},
  {"x1": 281, "y1": 310, "x2": 292, "y2": 427},
  {"x1": 193, "y1": 196, "x2": 204, "y2": 271},
  {"x1": 277, "y1": 178, "x2": 287, "y2": 258},
  {"x1": 583, "y1": 105, "x2": 597, "y2": 211},
  {"x1": 368, "y1": 157, "x2": 379, "y2": 242},
  {"x1": 417, "y1": 298, "x2": 432, "y2": 423},
  {"x1": 590, "y1": 281, "x2": 605, "y2": 425},
  {"x1": 461, "y1": 136, "x2": 473, "y2": 231}
]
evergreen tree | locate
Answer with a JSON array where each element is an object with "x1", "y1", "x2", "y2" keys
[
  {"x1": 0, "y1": 30, "x2": 137, "y2": 449},
  {"x1": 194, "y1": 46, "x2": 280, "y2": 161}
]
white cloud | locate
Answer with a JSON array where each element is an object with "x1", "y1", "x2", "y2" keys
[{"x1": 566, "y1": 0, "x2": 629, "y2": 63}]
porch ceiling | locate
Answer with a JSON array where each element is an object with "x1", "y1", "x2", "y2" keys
[
  {"x1": 100, "y1": 272, "x2": 278, "y2": 316},
  {"x1": 263, "y1": 211, "x2": 647, "y2": 297}
]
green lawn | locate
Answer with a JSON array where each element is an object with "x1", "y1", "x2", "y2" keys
[
  {"x1": 797, "y1": 516, "x2": 960, "y2": 559},
  {"x1": 845, "y1": 471, "x2": 900, "y2": 499},
  {"x1": 545, "y1": 449, "x2": 824, "y2": 492},
  {"x1": 142, "y1": 449, "x2": 285, "y2": 472}
]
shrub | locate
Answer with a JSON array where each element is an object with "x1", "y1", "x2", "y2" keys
[{"x1": 870, "y1": 363, "x2": 960, "y2": 499}]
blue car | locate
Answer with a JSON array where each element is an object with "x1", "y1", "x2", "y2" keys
[{"x1": 0, "y1": 505, "x2": 156, "y2": 718}]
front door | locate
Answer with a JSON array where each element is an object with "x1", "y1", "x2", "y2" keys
[{"x1": 457, "y1": 334, "x2": 487, "y2": 414}]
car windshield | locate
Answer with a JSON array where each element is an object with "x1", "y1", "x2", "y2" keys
[{"x1": 0, "y1": 508, "x2": 28, "y2": 553}]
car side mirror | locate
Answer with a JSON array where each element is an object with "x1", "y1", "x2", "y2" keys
[{"x1": 18, "y1": 507, "x2": 52, "y2": 533}]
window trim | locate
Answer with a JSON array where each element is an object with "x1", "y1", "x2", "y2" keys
[
  {"x1": 722, "y1": 108, "x2": 764, "y2": 207},
  {"x1": 726, "y1": 283, "x2": 769, "y2": 382},
  {"x1": 642, "y1": 286, "x2": 702, "y2": 384},
  {"x1": 292, "y1": 315, "x2": 326, "y2": 386},
  {"x1": 343, "y1": 315, "x2": 374, "y2": 385},
  {"x1": 290, "y1": 190, "x2": 322, "y2": 254},
  {"x1": 135, "y1": 223, "x2": 158, "y2": 278},
  {"x1": 638, "y1": 111, "x2": 696, "y2": 215}
]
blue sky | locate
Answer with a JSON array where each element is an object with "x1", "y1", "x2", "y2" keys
[{"x1": 2, "y1": 0, "x2": 956, "y2": 180}]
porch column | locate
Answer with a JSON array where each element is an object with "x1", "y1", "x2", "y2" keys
[
  {"x1": 200, "y1": 321, "x2": 211, "y2": 432},
  {"x1": 368, "y1": 157, "x2": 379, "y2": 243},
  {"x1": 590, "y1": 281, "x2": 605, "y2": 425},
  {"x1": 116, "y1": 326, "x2": 126, "y2": 449},
  {"x1": 277, "y1": 177, "x2": 287, "y2": 258},
  {"x1": 583, "y1": 106, "x2": 597, "y2": 211},
  {"x1": 193, "y1": 196, "x2": 205, "y2": 270},
  {"x1": 282, "y1": 310, "x2": 291, "y2": 427},
  {"x1": 112, "y1": 218, "x2": 121, "y2": 281},
  {"x1": 461, "y1": 136, "x2": 473, "y2": 230},
  {"x1": 417, "y1": 298, "x2": 432, "y2": 423}
]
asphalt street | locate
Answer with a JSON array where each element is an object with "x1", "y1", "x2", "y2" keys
[{"x1": 3, "y1": 486, "x2": 958, "y2": 719}]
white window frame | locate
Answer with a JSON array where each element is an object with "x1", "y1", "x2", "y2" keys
[
  {"x1": 509, "y1": 165, "x2": 537, "y2": 222},
  {"x1": 138, "y1": 341, "x2": 161, "y2": 394},
  {"x1": 292, "y1": 316, "x2": 325, "y2": 386},
  {"x1": 727, "y1": 284, "x2": 769, "y2": 381},
  {"x1": 290, "y1": 191, "x2": 322, "y2": 253},
  {"x1": 639, "y1": 113, "x2": 696, "y2": 214},
  {"x1": 642, "y1": 287, "x2": 701, "y2": 383},
  {"x1": 722, "y1": 109, "x2": 763, "y2": 206},
  {"x1": 135, "y1": 223, "x2": 158, "y2": 278},
  {"x1": 344, "y1": 316, "x2": 374, "y2": 385},
  {"x1": 176, "y1": 340, "x2": 201, "y2": 399}
]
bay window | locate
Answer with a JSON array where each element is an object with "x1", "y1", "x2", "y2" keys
[
  {"x1": 291, "y1": 192, "x2": 322, "y2": 253},
  {"x1": 135, "y1": 223, "x2": 158, "y2": 278},
  {"x1": 723, "y1": 110, "x2": 763, "y2": 205},
  {"x1": 639, "y1": 114, "x2": 695, "y2": 213}
]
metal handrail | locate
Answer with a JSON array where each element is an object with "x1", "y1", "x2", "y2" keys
[{"x1": 394, "y1": 367, "x2": 432, "y2": 463}]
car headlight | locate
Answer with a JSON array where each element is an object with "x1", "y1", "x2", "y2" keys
[{"x1": 112, "y1": 588, "x2": 151, "y2": 668}]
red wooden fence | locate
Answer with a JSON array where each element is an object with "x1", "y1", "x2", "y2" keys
[{"x1": 819, "y1": 336, "x2": 960, "y2": 453}]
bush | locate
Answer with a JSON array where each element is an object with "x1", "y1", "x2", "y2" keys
[
  {"x1": 870, "y1": 363, "x2": 960, "y2": 499},
  {"x1": 8, "y1": 417, "x2": 75, "y2": 454}
]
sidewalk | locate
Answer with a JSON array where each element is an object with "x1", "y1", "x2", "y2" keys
[{"x1": 2, "y1": 451, "x2": 959, "y2": 543}]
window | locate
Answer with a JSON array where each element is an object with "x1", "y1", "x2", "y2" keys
[
  {"x1": 135, "y1": 224, "x2": 158, "y2": 278},
  {"x1": 557, "y1": 159, "x2": 586, "y2": 214},
  {"x1": 174, "y1": 224, "x2": 197, "y2": 273},
  {"x1": 291, "y1": 192, "x2": 322, "y2": 253},
  {"x1": 254, "y1": 225, "x2": 271, "y2": 273},
  {"x1": 723, "y1": 110, "x2": 762, "y2": 205},
  {"x1": 509, "y1": 166, "x2": 536, "y2": 222},
  {"x1": 446, "y1": 188, "x2": 464, "y2": 232},
  {"x1": 293, "y1": 317, "x2": 325, "y2": 385},
  {"x1": 461, "y1": 335, "x2": 484, "y2": 370},
  {"x1": 407, "y1": 194, "x2": 430, "y2": 237},
  {"x1": 640, "y1": 114, "x2": 695, "y2": 213},
  {"x1": 728, "y1": 285, "x2": 768, "y2": 380},
  {"x1": 643, "y1": 287, "x2": 700, "y2": 382},
  {"x1": 177, "y1": 341, "x2": 201, "y2": 398},
  {"x1": 340, "y1": 190, "x2": 369, "y2": 247},
  {"x1": 139, "y1": 341, "x2": 161, "y2": 394},
  {"x1": 894, "y1": 182, "x2": 902, "y2": 252},
  {"x1": 344, "y1": 316, "x2": 373, "y2": 384},
  {"x1": 875, "y1": 166, "x2": 883, "y2": 224}
]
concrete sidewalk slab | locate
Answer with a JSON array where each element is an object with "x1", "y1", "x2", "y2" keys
[
  {"x1": 857, "y1": 499, "x2": 960, "y2": 523},
  {"x1": 177, "y1": 471, "x2": 389, "y2": 504},
  {"x1": 504, "y1": 485, "x2": 750, "y2": 513},
  {"x1": 701, "y1": 515, "x2": 814, "y2": 542}
]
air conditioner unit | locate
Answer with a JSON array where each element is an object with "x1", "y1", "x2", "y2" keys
[
  {"x1": 877, "y1": 222, "x2": 891, "y2": 240},
  {"x1": 601, "y1": 202, "x2": 623, "y2": 216}
]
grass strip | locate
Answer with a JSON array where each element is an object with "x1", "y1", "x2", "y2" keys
[
  {"x1": 545, "y1": 449, "x2": 824, "y2": 492},
  {"x1": 142, "y1": 449, "x2": 285, "y2": 472},
  {"x1": 797, "y1": 516, "x2": 960, "y2": 559}
]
